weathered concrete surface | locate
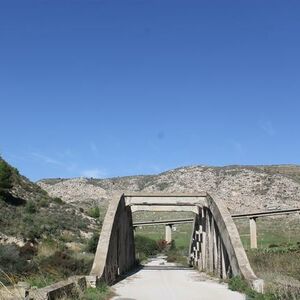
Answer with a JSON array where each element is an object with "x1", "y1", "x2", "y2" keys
[
  {"x1": 165, "y1": 224, "x2": 172, "y2": 243},
  {"x1": 131, "y1": 204, "x2": 199, "y2": 213},
  {"x1": 206, "y1": 193, "x2": 263, "y2": 292},
  {"x1": 250, "y1": 217, "x2": 258, "y2": 249},
  {"x1": 111, "y1": 257, "x2": 245, "y2": 300},
  {"x1": 125, "y1": 193, "x2": 207, "y2": 206},
  {"x1": 91, "y1": 192, "x2": 263, "y2": 293},
  {"x1": 89, "y1": 194, "x2": 136, "y2": 285},
  {"x1": 29, "y1": 276, "x2": 86, "y2": 300}
]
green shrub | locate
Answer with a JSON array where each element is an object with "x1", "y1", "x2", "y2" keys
[
  {"x1": 38, "y1": 250, "x2": 92, "y2": 277},
  {"x1": 228, "y1": 276, "x2": 249, "y2": 293},
  {"x1": 38, "y1": 198, "x2": 50, "y2": 208},
  {"x1": 81, "y1": 282, "x2": 111, "y2": 300},
  {"x1": 0, "y1": 159, "x2": 13, "y2": 190},
  {"x1": 228, "y1": 276, "x2": 276, "y2": 300},
  {"x1": 135, "y1": 235, "x2": 158, "y2": 260},
  {"x1": 87, "y1": 206, "x2": 100, "y2": 219},
  {"x1": 0, "y1": 159, "x2": 13, "y2": 202},
  {"x1": 25, "y1": 201, "x2": 37, "y2": 214},
  {"x1": 26, "y1": 273, "x2": 57, "y2": 288},
  {"x1": 52, "y1": 197, "x2": 64, "y2": 205},
  {"x1": 86, "y1": 233, "x2": 99, "y2": 253}
]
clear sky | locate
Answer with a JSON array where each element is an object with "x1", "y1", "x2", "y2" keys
[{"x1": 1, "y1": 1, "x2": 300, "y2": 181}]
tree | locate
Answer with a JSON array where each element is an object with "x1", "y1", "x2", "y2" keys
[{"x1": 0, "y1": 159, "x2": 13, "y2": 198}]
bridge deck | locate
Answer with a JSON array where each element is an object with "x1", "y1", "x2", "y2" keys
[{"x1": 111, "y1": 256, "x2": 245, "y2": 300}]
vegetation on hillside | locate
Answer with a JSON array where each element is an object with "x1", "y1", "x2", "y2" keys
[
  {"x1": 246, "y1": 245, "x2": 300, "y2": 299},
  {"x1": 0, "y1": 157, "x2": 100, "y2": 288}
]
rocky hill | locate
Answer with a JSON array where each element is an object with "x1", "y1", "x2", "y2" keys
[{"x1": 38, "y1": 165, "x2": 300, "y2": 213}]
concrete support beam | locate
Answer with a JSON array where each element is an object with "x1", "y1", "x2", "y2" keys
[
  {"x1": 165, "y1": 224, "x2": 172, "y2": 243},
  {"x1": 131, "y1": 205, "x2": 199, "y2": 213},
  {"x1": 125, "y1": 193, "x2": 207, "y2": 207},
  {"x1": 249, "y1": 217, "x2": 257, "y2": 249}
]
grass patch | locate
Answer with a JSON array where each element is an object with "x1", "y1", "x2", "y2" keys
[
  {"x1": 80, "y1": 282, "x2": 112, "y2": 300},
  {"x1": 25, "y1": 273, "x2": 57, "y2": 288},
  {"x1": 228, "y1": 276, "x2": 276, "y2": 299},
  {"x1": 246, "y1": 246, "x2": 300, "y2": 299}
]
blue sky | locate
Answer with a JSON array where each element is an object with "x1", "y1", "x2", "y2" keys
[{"x1": 1, "y1": 1, "x2": 300, "y2": 181}]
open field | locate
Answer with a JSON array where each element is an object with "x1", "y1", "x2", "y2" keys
[{"x1": 235, "y1": 216, "x2": 300, "y2": 249}]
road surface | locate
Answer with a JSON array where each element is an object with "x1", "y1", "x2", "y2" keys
[{"x1": 111, "y1": 256, "x2": 245, "y2": 300}]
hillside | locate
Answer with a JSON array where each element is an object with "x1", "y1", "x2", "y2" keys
[
  {"x1": 0, "y1": 157, "x2": 97, "y2": 244},
  {"x1": 38, "y1": 165, "x2": 300, "y2": 213},
  {"x1": 0, "y1": 157, "x2": 100, "y2": 288}
]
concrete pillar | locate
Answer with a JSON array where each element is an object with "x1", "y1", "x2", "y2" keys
[
  {"x1": 198, "y1": 212, "x2": 203, "y2": 271},
  {"x1": 250, "y1": 217, "x2": 257, "y2": 249},
  {"x1": 212, "y1": 220, "x2": 218, "y2": 273},
  {"x1": 208, "y1": 212, "x2": 214, "y2": 273},
  {"x1": 220, "y1": 243, "x2": 227, "y2": 279},
  {"x1": 165, "y1": 224, "x2": 172, "y2": 243},
  {"x1": 202, "y1": 209, "x2": 207, "y2": 270}
]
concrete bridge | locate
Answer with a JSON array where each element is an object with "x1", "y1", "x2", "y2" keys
[{"x1": 88, "y1": 192, "x2": 264, "y2": 293}]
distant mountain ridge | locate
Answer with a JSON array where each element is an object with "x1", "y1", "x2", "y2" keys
[{"x1": 37, "y1": 164, "x2": 300, "y2": 213}]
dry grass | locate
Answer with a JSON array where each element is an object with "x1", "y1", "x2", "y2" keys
[
  {"x1": 247, "y1": 248, "x2": 300, "y2": 299},
  {"x1": 0, "y1": 270, "x2": 25, "y2": 300}
]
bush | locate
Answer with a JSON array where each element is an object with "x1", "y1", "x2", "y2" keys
[
  {"x1": 0, "y1": 244, "x2": 36, "y2": 284},
  {"x1": 86, "y1": 233, "x2": 99, "y2": 253},
  {"x1": 26, "y1": 273, "x2": 57, "y2": 288},
  {"x1": 81, "y1": 282, "x2": 111, "y2": 300},
  {"x1": 0, "y1": 159, "x2": 13, "y2": 202},
  {"x1": 38, "y1": 198, "x2": 50, "y2": 208},
  {"x1": 228, "y1": 276, "x2": 276, "y2": 300},
  {"x1": 87, "y1": 206, "x2": 100, "y2": 219},
  {"x1": 19, "y1": 243, "x2": 38, "y2": 260},
  {"x1": 156, "y1": 239, "x2": 168, "y2": 251},
  {"x1": 38, "y1": 250, "x2": 92, "y2": 277},
  {"x1": 135, "y1": 235, "x2": 158, "y2": 260},
  {"x1": 52, "y1": 197, "x2": 64, "y2": 205},
  {"x1": 25, "y1": 201, "x2": 37, "y2": 214},
  {"x1": 228, "y1": 276, "x2": 249, "y2": 293},
  {"x1": 0, "y1": 159, "x2": 13, "y2": 190}
]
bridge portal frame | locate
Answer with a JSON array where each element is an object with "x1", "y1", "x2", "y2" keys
[{"x1": 88, "y1": 192, "x2": 264, "y2": 293}]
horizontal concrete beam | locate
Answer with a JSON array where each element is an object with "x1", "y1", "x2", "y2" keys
[
  {"x1": 232, "y1": 208, "x2": 300, "y2": 219},
  {"x1": 125, "y1": 194, "x2": 207, "y2": 207},
  {"x1": 124, "y1": 192, "x2": 208, "y2": 197},
  {"x1": 131, "y1": 205, "x2": 199, "y2": 213},
  {"x1": 133, "y1": 218, "x2": 194, "y2": 227}
]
